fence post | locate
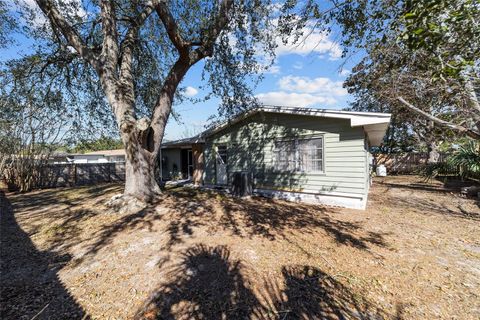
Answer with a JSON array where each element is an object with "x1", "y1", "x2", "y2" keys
[{"x1": 73, "y1": 164, "x2": 77, "y2": 186}]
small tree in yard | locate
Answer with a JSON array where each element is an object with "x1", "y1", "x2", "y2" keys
[{"x1": 0, "y1": 77, "x2": 69, "y2": 191}]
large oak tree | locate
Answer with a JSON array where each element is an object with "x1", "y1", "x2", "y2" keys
[
  {"x1": 5, "y1": 0, "x2": 287, "y2": 202},
  {"x1": 8, "y1": 0, "x2": 382, "y2": 203}
]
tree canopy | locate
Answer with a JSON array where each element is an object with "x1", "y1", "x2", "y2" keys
[
  {"x1": 2, "y1": 0, "x2": 478, "y2": 199},
  {"x1": 342, "y1": 0, "x2": 480, "y2": 143}
]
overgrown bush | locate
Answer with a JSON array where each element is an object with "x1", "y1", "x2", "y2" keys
[{"x1": 422, "y1": 141, "x2": 480, "y2": 181}]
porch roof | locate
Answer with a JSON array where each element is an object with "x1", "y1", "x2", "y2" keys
[{"x1": 161, "y1": 134, "x2": 205, "y2": 148}]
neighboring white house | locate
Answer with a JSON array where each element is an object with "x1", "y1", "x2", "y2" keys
[{"x1": 53, "y1": 149, "x2": 126, "y2": 164}]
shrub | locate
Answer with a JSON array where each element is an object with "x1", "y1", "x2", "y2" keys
[{"x1": 422, "y1": 141, "x2": 480, "y2": 181}]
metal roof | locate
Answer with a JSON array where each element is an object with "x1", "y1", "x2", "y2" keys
[{"x1": 83, "y1": 149, "x2": 125, "y2": 156}]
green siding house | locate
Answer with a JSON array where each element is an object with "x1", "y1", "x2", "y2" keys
[{"x1": 160, "y1": 106, "x2": 390, "y2": 209}]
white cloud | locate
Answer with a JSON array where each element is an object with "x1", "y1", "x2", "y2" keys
[
  {"x1": 292, "y1": 62, "x2": 303, "y2": 70},
  {"x1": 256, "y1": 91, "x2": 337, "y2": 107},
  {"x1": 184, "y1": 86, "x2": 199, "y2": 97},
  {"x1": 256, "y1": 75, "x2": 348, "y2": 107},
  {"x1": 278, "y1": 75, "x2": 347, "y2": 96},
  {"x1": 276, "y1": 27, "x2": 342, "y2": 60},
  {"x1": 339, "y1": 69, "x2": 351, "y2": 77}
]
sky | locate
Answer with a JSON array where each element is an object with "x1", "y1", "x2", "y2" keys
[
  {"x1": 165, "y1": 28, "x2": 361, "y2": 140},
  {"x1": 1, "y1": 1, "x2": 363, "y2": 141}
]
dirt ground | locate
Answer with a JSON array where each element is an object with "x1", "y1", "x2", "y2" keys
[{"x1": 1, "y1": 176, "x2": 479, "y2": 320}]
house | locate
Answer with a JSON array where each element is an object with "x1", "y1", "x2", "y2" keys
[
  {"x1": 52, "y1": 149, "x2": 126, "y2": 164},
  {"x1": 161, "y1": 135, "x2": 204, "y2": 183},
  {"x1": 160, "y1": 106, "x2": 391, "y2": 209}
]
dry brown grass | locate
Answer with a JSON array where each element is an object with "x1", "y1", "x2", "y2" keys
[{"x1": 1, "y1": 176, "x2": 479, "y2": 319}]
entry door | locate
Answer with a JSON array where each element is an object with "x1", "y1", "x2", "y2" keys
[
  {"x1": 187, "y1": 149, "x2": 193, "y2": 178},
  {"x1": 216, "y1": 145, "x2": 228, "y2": 185}
]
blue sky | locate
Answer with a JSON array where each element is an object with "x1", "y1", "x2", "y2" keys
[
  {"x1": 167, "y1": 28, "x2": 361, "y2": 140},
  {"x1": 1, "y1": 1, "x2": 363, "y2": 141}
]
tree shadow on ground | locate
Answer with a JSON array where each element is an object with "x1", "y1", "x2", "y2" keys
[
  {"x1": 0, "y1": 192, "x2": 87, "y2": 319},
  {"x1": 71, "y1": 186, "x2": 389, "y2": 260},
  {"x1": 10, "y1": 182, "x2": 122, "y2": 210},
  {"x1": 374, "y1": 180, "x2": 480, "y2": 221},
  {"x1": 134, "y1": 244, "x2": 396, "y2": 320},
  {"x1": 7, "y1": 184, "x2": 122, "y2": 256},
  {"x1": 162, "y1": 187, "x2": 389, "y2": 251},
  {"x1": 260, "y1": 265, "x2": 392, "y2": 320},
  {"x1": 7, "y1": 183, "x2": 389, "y2": 266},
  {"x1": 134, "y1": 244, "x2": 262, "y2": 320},
  {"x1": 79, "y1": 205, "x2": 164, "y2": 259}
]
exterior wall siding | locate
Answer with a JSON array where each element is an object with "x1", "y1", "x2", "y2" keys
[{"x1": 203, "y1": 112, "x2": 369, "y2": 207}]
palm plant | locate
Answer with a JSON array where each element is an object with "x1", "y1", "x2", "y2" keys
[
  {"x1": 448, "y1": 141, "x2": 480, "y2": 179},
  {"x1": 422, "y1": 141, "x2": 480, "y2": 181}
]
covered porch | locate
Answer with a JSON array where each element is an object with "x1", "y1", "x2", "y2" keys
[{"x1": 160, "y1": 136, "x2": 204, "y2": 185}]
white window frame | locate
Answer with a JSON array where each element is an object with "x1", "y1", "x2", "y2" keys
[
  {"x1": 273, "y1": 135, "x2": 324, "y2": 173},
  {"x1": 273, "y1": 139, "x2": 296, "y2": 171},
  {"x1": 216, "y1": 145, "x2": 228, "y2": 165}
]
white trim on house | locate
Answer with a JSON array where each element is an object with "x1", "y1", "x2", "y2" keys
[
  {"x1": 202, "y1": 184, "x2": 367, "y2": 210},
  {"x1": 254, "y1": 188, "x2": 367, "y2": 210},
  {"x1": 202, "y1": 183, "x2": 367, "y2": 210}
]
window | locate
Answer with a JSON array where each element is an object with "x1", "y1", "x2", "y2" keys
[
  {"x1": 298, "y1": 138, "x2": 323, "y2": 172},
  {"x1": 274, "y1": 137, "x2": 324, "y2": 173},
  {"x1": 217, "y1": 145, "x2": 227, "y2": 164},
  {"x1": 274, "y1": 140, "x2": 295, "y2": 171}
]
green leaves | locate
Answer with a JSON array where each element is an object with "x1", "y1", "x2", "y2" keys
[
  {"x1": 397, "y1": 0, "x2": 480, "y2": 82},
  {"x1": 448, "y1": 141, "x2": 480, "y2": 178}
]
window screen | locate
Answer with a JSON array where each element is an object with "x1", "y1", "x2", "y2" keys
[
  {"x1": 298, "y1": 137, "x2": 323, "y2": 172},
  {"x1": 274, "y1": 136, "x2": 324, "y2": 173},
  {"x1": 274, "y1": 140, "x2": 295, "y2": 171}
]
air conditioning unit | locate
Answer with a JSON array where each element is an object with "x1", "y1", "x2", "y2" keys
[{"x1": 231, "y1": 171, "x2": 252, "y2": 197}]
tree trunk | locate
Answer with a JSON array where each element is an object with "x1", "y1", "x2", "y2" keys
[
  {"x1": 427, "y1": 141, "x2": 440, "y2": 164},
  {"x1": 123, "y1": 138, "x2": 161, "y2": 203},
  {"x1": 111, "y1": 98, "x2": 164, "y2": 203}
]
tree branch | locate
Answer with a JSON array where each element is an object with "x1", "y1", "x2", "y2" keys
[
  {"x1": 119, "y1": 1, "x2": 156, "y2": 104},
  {"x1": 199, "y1": 0, "x2": 233, "y2": 54},
  {"x1": 146, "y1": 0, "x2": 234, "y2": 154},
  {"x1": 155, "y1": 1, "x2": 188, "y2": 53},
  {"x1": 465, "y1": 78, "x2": 480, "y2": 113},
  {"x1": 100, "y1": 0, "x2": 119, "y2": 69},
  {"x1": 35, "y1": 0, "x2": 98, "y2": 67},
  {"x1": 397, "y1": 96, "x2": 480, "y2": 140}
]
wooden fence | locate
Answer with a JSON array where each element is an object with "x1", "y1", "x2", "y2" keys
[
  {"x1": 374, "y1": 153, "x2": 449, "y2": 174},
  {"x1": 33, "y1": 162, "x2": 125, "y2": 189}
]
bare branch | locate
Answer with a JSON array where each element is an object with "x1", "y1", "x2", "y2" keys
[
  {"x1": 35, "y1": 0, "x2": 98, "y2": 67},
  {"x1": 397, "y1": 96, "x2": 480, "y2": 140}
]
